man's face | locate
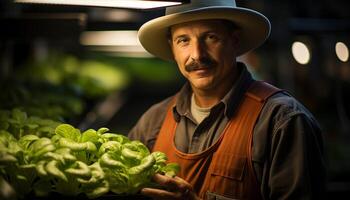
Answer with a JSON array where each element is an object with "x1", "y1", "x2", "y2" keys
[{"x1": 170, "y1": 19, "x2": 238, "y2": 92}]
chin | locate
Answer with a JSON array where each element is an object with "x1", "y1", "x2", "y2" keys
[{"x1": 192, "y1": 82, "x2": 215, "y2": 91}]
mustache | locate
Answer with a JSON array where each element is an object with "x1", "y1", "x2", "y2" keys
[{"x1": 185, "y1": 57, "x2": 217, "y2": 72}]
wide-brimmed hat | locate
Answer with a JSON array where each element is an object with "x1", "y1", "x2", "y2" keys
[{"x1": 138, "y1": 0, "x2": 271, "y2": 61}]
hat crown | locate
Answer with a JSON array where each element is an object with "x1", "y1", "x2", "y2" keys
[
  {"x1": 139, "y1": 0, "x2": 270, "y2": 61},
  {"x1": 166, "y1": 0, "x2": 236, "y2": 15}
]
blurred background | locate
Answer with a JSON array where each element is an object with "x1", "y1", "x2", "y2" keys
[{"x1": 1, "y1": 0, "x2": 349, "y2": 197}]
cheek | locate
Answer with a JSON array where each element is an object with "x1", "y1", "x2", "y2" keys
[
  {"x1": 218, "y1": 40, "x2": 237, "y2": 61},
  {"x1": 173, "y1": 52, "x2": 188, "y2": 75},
  {"x1": 173, "y1": 48, "x2": 190, "y2": 66},
  {"x1": 227, "y1": 37, "x2": 239, "y2": 56},
  {"x1": 209, "y1": 42, "x2": 229, "y2": 58}
]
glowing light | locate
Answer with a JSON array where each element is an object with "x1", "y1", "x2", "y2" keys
[
  {"x1": 292, "y1": 41, "x2": 311, "y2": 65},
  {"x1": 80, "y1": 31, "x2": 152, "y2": 57},
  {"x1": 335, "y1": 42, "x2": 349, "y2": 62},
  {"x1": 80, "y1": 31, "x2": 140, "y2": 46},
  {"x1": 15, "y1": 0, "x2": 183, "y2": 9}
]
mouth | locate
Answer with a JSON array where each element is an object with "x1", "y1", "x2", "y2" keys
[
  {"x1": 191, "y1": 66, "x2": 214, "y2": 77},
  {"x1": 192, "y1": 66, "x2": 211, "y2": 71}
]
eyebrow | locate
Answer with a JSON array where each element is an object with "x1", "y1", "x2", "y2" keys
[{"x1": 173, "y1": 30, "x2": 219, "y2": 40}]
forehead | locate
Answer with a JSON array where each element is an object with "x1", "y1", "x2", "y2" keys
[{"x1": 170, "y1": 19, "x2": 228, "y2": 35}]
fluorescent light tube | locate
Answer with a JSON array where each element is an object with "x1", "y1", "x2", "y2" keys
[
  {"x1": 15, "y1": 0, "x2": 184, "y2": 9},
  {"x1": 80, "y1": 31, "x2": 140, "y2": 46},
  {"x1": 80, "y1": 30, "x2": 153, "y2": 57}
]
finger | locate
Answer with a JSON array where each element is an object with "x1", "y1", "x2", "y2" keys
[
  {"x1": 152, "y1": 174, "x2": 178, "y2": 191},
  {"x1": 153, "y1": 174, "x2": 191, "y2": 192},
  {"x1": 173, "y1": 176, "x2": 193, "y2": 190},
  {"x1": 141, "y1": 187, "x2": 182, "y2": 200},
  {"x1": 152, "y1": 173, "x2": 172, "y2": 184}
]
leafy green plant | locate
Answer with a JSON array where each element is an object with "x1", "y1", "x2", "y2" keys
[
  {"x1": 0, "y1": 81, "x2": 84, "y2": 121},
  {"x1": 0, "y1": 123, "x2": 180, "y2": 199},
  {"x1": 0, "y1": 109, "x2": 61, "y2": 139}
]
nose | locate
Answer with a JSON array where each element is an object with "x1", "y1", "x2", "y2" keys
[{"x1": 190, "y1": 39, "x2": 207, "y2": 61}]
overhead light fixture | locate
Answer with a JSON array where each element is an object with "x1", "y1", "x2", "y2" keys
[
  {"x1": 80, "y1": 30, "x2": 140, "y2": 46},
  {"x1": 80, "y1": 30, "x2": 152, "y2": 57},
  {"x1": 14, "y1": 0, "x2": 189, "y2": 9}
]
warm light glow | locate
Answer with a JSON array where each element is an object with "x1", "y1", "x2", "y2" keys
[
  {"x1": 94, "y1": 47, "x2": 153, "y2": 58},
  {"x1": 80, "y1": 31, "x2": 140, "y2": 46},
  {"x1": 15, "y1": 0, "x2": 183, "y2": 9},
  {"x1": 335, "y1": 42, "x2": 349, "y2": 62},
  {"x1": 80, "y1": 31, "x2": 152, "y2": 57},
  {"x1": 292, "y1": 41, "x2": 311, "y2": 65}
]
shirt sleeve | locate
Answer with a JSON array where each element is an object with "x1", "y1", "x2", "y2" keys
[
  {"x1": 255, "y1": 93, "x2": 327, "y2": 200},
  {"x1": 128, "y1": 96, "x2": 172, "y2": 150}
]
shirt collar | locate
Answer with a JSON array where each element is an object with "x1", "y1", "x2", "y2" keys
[
  {"x1": 223, "y1": 62, "x2": 254, "y2": 118},
  {"x1": 173, "y1": 62, "x2": 254, "y2": 121},
  {"x1": 172, "y1": 82, "x2": 192, "y2": 122}
]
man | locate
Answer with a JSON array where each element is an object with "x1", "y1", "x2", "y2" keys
[{"x1": 129, "y1": 0, "x2": 326, "y2": 199}]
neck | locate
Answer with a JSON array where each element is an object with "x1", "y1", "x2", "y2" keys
[{"x1": 191, "y1": 90, "x2": 219, "y2": 107}]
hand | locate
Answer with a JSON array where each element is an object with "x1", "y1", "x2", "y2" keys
[{"x1": 141, "y1": 174, "x2": 201, "y2": 200}]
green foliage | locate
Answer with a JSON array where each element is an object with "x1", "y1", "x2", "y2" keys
[
  {"x1": 74, "y1": 60, "x2": 129, "y2": 97},
  {"x1": 0, "y1": 123, "x2": 180, "y2": 199},
  {"x1": 0, "y1": 82, "x2": 84, "y2": 121},
  {"x1": 0, "y1": 109, "x2": 61, "y2": 139},
  {"x1": 16, "y1": 53, "x2": 129, "y2": 98}
]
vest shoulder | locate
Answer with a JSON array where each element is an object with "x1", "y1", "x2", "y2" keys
[
  {"x1": 262, "y1": 92, "x2": 318, "y2": 124},
  {"x1": 245, "y1": 81, "x2": 282, "y2": 102}
]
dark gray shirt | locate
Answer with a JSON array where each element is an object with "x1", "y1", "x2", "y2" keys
[{"x1": 128, "y1": 62, "x2": 326, "y2": 200}]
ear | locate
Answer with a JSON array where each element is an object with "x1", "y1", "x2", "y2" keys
[
  {"x1": 168, "y1": 38, "x2": 176, "y2": 60},
  {"x1": 167, "y1": 27, "x2": 174, "y2": 47},
  {"x1": 167, "y1": 28, "x2": 179, "y2": 61},
  {"x1": 168, "y1": 38, "x2": 173, "y2": 48}
]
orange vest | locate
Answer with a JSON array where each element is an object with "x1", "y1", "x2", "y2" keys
[{"x1": 153, "y1": 81, "x2": 281, "y2": 200}]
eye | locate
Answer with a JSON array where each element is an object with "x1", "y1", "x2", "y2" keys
[
  {"x1": 206, "y1": 33, "x2": 220, "y2": 42},
  {"x1": 174, "y1": 36, "x2": 190, "y2": 47},
  {"x1": 176, "y1": 37, "x2": 189, "y2": 45}
]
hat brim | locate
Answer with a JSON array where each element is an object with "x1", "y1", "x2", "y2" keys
[{"x1": 138, "y1": 6, "x2": 271, "y2": 61}]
